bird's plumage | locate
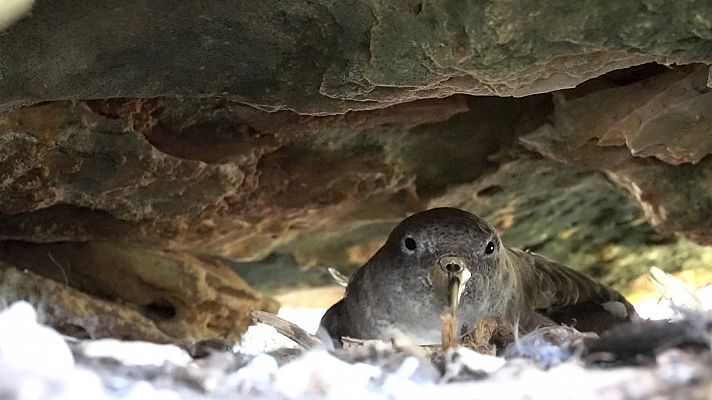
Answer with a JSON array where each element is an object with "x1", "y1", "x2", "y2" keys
[
  {"x1": 318, "y1": 207, "x2": 637, "y2": 348},
  {"x1": 507, "y1": 248, "x2": 637, "y2": 332}
]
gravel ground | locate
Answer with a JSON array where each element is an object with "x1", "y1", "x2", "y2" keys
[{"x1": 0, "y1": 282, "x2": 710, "y2": 400}]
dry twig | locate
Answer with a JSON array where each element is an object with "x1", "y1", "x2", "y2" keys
[{"x1": 251, "y1": 310, "x2": 325, "y2": 351}]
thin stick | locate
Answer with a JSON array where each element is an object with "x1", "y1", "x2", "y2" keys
[
  {"x1": 251, "y1": 310, "x2": 325, "y2": 350},
  {"x1": 47, "y1": 252, "x2": 69, "y2": 287},
  {"x1": 327, "y1": 267, "x2": 349, "y2": 287}
]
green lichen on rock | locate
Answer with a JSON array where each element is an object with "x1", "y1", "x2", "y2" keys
[{"x1": 607, "y1": 157, "x2": 712, "y2": 247}]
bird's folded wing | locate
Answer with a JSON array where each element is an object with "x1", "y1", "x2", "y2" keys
[{"x1": 514, "y1": 249, "x2": 637, "y2": 333}]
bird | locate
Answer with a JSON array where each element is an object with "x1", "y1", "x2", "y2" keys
[{"x1": 317, "y1": 207, "x2": 638, "y2": 349}]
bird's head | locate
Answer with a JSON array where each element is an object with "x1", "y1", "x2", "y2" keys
[{"x1": 380, "y1": 207, "x2": 502, "y2": 315}]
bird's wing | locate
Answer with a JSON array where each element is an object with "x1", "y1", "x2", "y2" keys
[
  {"x1": 317, "y1": 299, "x2": 345, "y2": 349},
  {"x1": 317, "y1": 264, "x2": 369, "y2": 348},
  {"x1": 513, "y1": 248, "x2": 637, "y2": 333}
]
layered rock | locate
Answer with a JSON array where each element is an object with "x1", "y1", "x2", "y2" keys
[
  {"x1": 521, "y1": 65, "x2": 712, "y2": 244},
  {"x1": 2, "y1": 1, "x2": 712, "y2": 113},
  {"x1": 0, "y1": 95, "x2": 547, "y2": 259},
  {"x1": 0, "y1": 241, "x2": 277, "y2": 342}
]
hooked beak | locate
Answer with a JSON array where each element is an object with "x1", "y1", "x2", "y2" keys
[{"x1": 438, "y1": 256, "x2": 471, "y2": 316}]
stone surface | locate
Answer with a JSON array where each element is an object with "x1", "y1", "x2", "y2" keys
[
  {"x1": 0, "y1": 266, "x2": 175, "y2": 343},
  {"x1": 0, "y1": 242, "x2": 277, "y2": 342},
  {"x1": 2, "y1": 1, "x2": 712, "y2": 113},
  {"x1": 0, "y1": 95, "x2": 546, "y2": 260},
  {"x1": 521, "y1": 65, "x2": 712, "y2": 244}
]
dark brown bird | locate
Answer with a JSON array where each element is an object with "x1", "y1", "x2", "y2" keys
[{"x1": 318, "y1": 207, "x2": 637, "y2": 348}]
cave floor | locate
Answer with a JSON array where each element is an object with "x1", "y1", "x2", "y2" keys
[{"x1": 1, "y1": 291, "x2": 711, "y2": 400}]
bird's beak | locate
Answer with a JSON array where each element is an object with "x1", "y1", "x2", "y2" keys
[{"x1": 438, "y1": 256, "x2": 471, "y2": 317}]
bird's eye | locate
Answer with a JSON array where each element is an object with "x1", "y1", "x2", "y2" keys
[
  {"x1": 484, "y1": 241, "x2": 495, "y2": 254},
  {"x1": 403, "y1": 237, "x2": 417, "y2": 251}
]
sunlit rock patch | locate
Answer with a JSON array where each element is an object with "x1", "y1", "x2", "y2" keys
[{"x1": 0, "y1": 243, "x2": 277, "y2": 342}]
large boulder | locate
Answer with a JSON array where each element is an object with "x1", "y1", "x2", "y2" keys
[{"x1": 0, "y1": 241, "x2": 277, "y2": 342}]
